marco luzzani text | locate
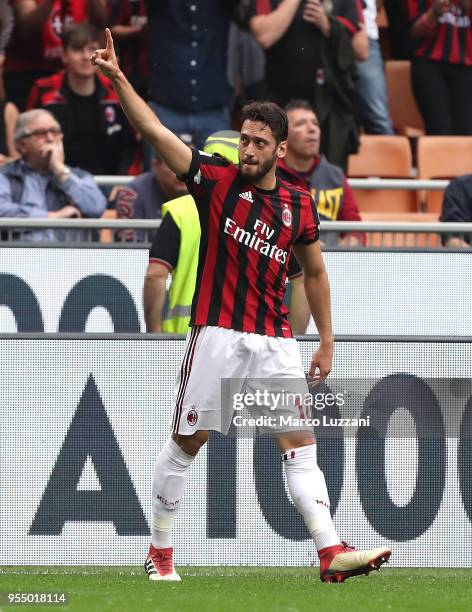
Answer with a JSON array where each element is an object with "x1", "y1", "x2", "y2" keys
[{"x1": 231, "y1": 390, "x2": 370, "y2": 429}]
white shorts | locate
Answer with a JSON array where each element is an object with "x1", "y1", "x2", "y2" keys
[{"x1": 171, "y1": 326, "x2": 313, "y2": 436}]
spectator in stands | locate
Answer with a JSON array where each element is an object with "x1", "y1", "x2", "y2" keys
[
  {"x1": 145, "y1": 1, "x2": 233, "y2": 152},
  {"x1": 0, "y1": 98, "x2": 20, "y2": 165},
  {"x1": 354, "y1": 0, "x2": 394, "y2": 135},
  {"x1": 276, "y1": 99, "x2": 362, "y2": 246},
  {"x1": 227, "y1": 21, "x2": 267, "y2": 110},
  {"x1": 26, "y1": 23, "x2": 137, "y2": 176},
  {"x1": 384, "y1": 0, "x2": 414, "y2": 59},
  {"x1": 243, "y1": 0, "x2": 364, "y2": 171},
  {"x1": 109, "y1": 0, "x2": 148, "y2": 99},
  {"x1": 114, "y1": 144, "x2": 190, "y2": 242},
  {"x1": 440, "y1": 174, "x2": 472, "y2": 248},
  {"x1": 407, "y1": 0, "x2": 472, "y2": 135},
  {"x1": 4, "y1": 0, "x2": 108, "y2": 110},
  {"x1": 0, "y1": 0, "x2": 14, "y2": 100},
  {"x1": 0, "y1": 108, "x2": 106, "y2": 240}
]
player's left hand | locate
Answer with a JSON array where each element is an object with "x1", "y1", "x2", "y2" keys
[{"x1": 308, "y1": 341, "x2": 333, "y2": 386}]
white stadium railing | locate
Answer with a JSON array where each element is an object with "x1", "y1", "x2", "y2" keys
[
  {"x1": 0, "y1": 177, "x2": 470, "y2": 248},
  {"x1": 1, "y1": 218, "x2": 471, "y2": 232},
  {"x1": 1, "y1": 219, "x2": 471, "y2": 248},
  {"x1": 94, "y1": 176, "x2": 451, "y2": 190}
]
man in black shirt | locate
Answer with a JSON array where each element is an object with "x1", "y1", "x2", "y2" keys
[
  {"x1": 243, "y1": 0, "x2": 363, "y2": 170},
  {"x1": 26, "y1": 22, "x2": 136, "y2": 176},
  {"x1": 440, "y1": 175, "x2": 472, "y2": 248}
]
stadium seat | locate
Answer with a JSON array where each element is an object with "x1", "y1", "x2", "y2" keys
[
  {"x1": 385, "y1": 60, "x2": 425, "y2": 135},
  {"x1": 347, "y1": 135, "x2": 416, "y2": 212},
  {"x1": 360, "y1": 212, "x2": 440, "y2": 247},
  {"x1": 100, "y1": 209, "x2": 116, "y2": 244},
  {"x1": 417, "y1": 136, "x2": 472, "y2": 213}
]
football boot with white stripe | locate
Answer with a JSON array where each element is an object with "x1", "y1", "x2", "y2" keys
[{"x1": 144, "y1": 545, "x2": 181, "y2": 581}]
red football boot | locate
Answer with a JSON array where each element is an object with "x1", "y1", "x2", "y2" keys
[
  {"x1": 144, "y1": 544, "x2": 181, "y2": 581},
  {"x1": 319, "y1": 541, "x2": 391, "y2": 583}
]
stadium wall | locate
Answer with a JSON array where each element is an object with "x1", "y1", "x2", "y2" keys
[
  {"x1": 0, "y1": 248, "x2": 471, "y2": 336},
  {"x1": 1, "y1": 337, "x2": 471, "y2": 567}
]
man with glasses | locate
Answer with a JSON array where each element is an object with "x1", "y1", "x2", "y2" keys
[{"x1": 0, "y1": 108, "x2": 106, "y2": 241}]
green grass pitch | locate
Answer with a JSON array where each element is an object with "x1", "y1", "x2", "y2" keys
[{"x1": 1, "y1": 567, "x2": 472, "y2": 612}]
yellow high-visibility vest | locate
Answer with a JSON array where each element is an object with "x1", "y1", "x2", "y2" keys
[{"x1": 161, "y1": 195, "x2": 200, "y2": 334}]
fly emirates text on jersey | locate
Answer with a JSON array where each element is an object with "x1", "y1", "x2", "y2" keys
[{"x1": 224, "y1": 217, "x2": 288, "y2": 264}]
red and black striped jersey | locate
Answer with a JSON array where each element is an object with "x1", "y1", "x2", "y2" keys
[
  {"x1": 182, "y1": 149, "x2": 319, "y2": 338},
  {"x1": 405, "y1": 0, "x2": 472, "y2": 65}
]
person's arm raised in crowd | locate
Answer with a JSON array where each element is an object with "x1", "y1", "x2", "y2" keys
[
  {"x1": 410, "y1": 0, "x2": 449, "y2": 39},
  {"x1": 293, "y1": 240, "x2": 334, "y2": 383},
  {"x1": 13, "y1": 0, "x2": 54, "y2": 37},
  {"x1": 3, "y1": 102, "x2": 19, "y2": 162},
  {"x1": 91, "y1": 29, "x2": 192, "y2": 178},
  {"x1": 86, "y1": 0, "x2": 109, "y2": 29},
  {"x1": 250, "y1": 0, "x2": 302, "y2": 49},
  {"x1": 143, "y1": 262, "x2": 169, "y2": 333}
]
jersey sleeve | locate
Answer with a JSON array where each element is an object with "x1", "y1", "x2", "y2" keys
[
  {"x1": 403, "y1": 0, "x2": 422, "y2": 23},
  {"x1": 180, "y1": 148, "x2": 236, "y2": 200},
  {"x1": 149, "y1": 212, "x2": 181, "y2": 271},
  {"x1": 287, "y1": 253, "x2": 302, "y2": 279},
  {"x1": 237, "y1": 0, "x2": 272, "y2": 27},
  {"x1": 295, "y1": 194, "x2": 320, "y2": 245},
  {"x1": 338, "y1": 177, "x2": 361, "y2": 221}
]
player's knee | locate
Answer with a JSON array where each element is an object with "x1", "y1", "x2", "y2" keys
[
  {"x1": 172, "y1": 430, "x2": 209, "y2": 456},
  {"x1": 275, "y1": 432, "x2": 316, "y2": 452}
]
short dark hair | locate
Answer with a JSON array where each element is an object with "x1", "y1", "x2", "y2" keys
[
  {"x1": 61, "y1": 22, "x2": 100, "y2": 50},
  {"x1": 240, "y1": 101, "x2": 288, "y2": 144},
  {"x1": 284, "y1": 99, "x2": 315, "y2": 114}
]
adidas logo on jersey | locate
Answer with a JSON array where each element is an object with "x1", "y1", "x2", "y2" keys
[{"x1": 239, "y1": 190, "x2": 254, "y2": 203}]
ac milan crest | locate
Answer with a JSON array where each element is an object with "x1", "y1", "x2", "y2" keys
[
  {"x1": 187, "y1": 409, "x2": 198, "y2": 426},
  {"x1": 282, "y1": 205, "x2": 292, "y2": 228},
  {"x1": 105, "y1": 106, "x2": 116, "y2": 123}
]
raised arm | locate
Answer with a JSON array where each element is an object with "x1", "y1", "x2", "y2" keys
[
  {"x1": 91, "y1": 29, "x2": 192, "y2": 177},
  {"x1": 86, "y1": 0, "x2": 109, "y2": 29},
  {"x1": 13, "y1": 0, "x2": 54, "y2": 37},
  {"x1": 250, "y1": 0, "x2": 301, "y2": 49}
]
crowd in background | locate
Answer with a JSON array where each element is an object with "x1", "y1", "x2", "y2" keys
[{"x1": 0, "y1": 0, "x2": 470, "y2": 237}]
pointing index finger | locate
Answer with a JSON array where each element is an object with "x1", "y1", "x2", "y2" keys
[{"x1": 105, "y1": 27, "x2": 114, "y2": 51}]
